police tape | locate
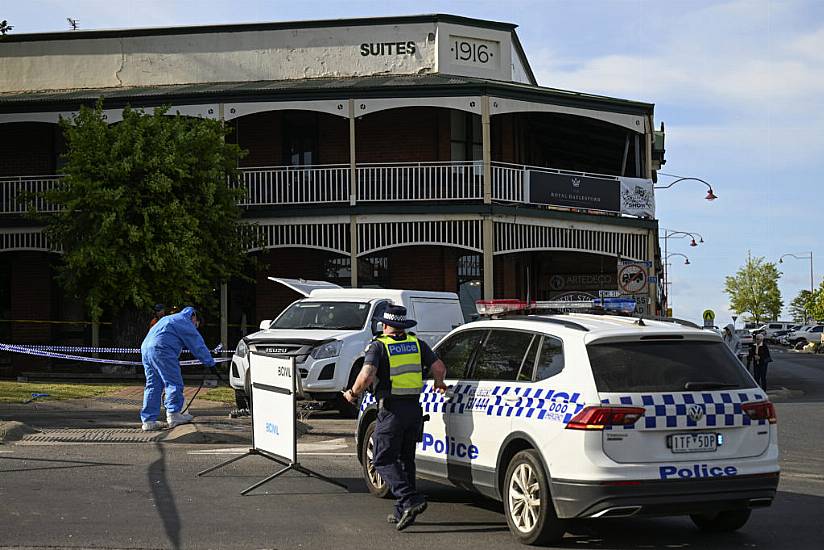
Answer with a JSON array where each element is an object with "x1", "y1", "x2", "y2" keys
[
  {"x1": 2, "y1": 343, "x2": 234, "y2": 354},
  {"x1": 0, "y1": 343, "x2": 232, "y2": 366}
]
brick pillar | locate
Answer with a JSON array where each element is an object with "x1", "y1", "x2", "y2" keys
[{"x1": 9, "y1": 252, "x2": 53, "y2": 371}]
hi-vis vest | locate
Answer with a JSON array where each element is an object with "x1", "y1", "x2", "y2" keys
[{"x1": 376, "y1": 333, "x2": 424, "y2": 396}]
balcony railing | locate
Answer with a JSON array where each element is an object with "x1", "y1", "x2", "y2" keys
[
  {"x1": 1, "y1": 162, "x2": 641, "y2": 216},
  {"x1": 357, "y1": 161, "x2": 483, "y2": 202},
  {"x1": 0, "y1": 175, "x2": 63, "y2": 214},
  {"x1": 236, "y1": 164, "x2": 350, "y2": 206}
]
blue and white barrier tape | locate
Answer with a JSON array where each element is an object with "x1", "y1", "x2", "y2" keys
[
  {"x1": 4, "y1": 343, "x2": 234, "y2": 354},
  {"x1": 0, "y1": 342, "x2": 231, "y2": 366}
]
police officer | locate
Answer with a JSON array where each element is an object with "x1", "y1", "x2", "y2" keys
[{"x1": 344, "y1": 304, "x2": 447, "y2": 531}]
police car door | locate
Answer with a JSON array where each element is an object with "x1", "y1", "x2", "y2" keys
[
  {"x1": 418, "y1": 328, "x2": 485, "y2": 481},
  {"x1": 443, "y1": 329, "x2": 539, "y2": 493}
]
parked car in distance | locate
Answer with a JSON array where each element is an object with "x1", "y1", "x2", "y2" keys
[
  {"x1": 752, "y1": 322, "x2": 796, "y2": 339},
  {"x1": 783, "y1": 325, "x2": 824, "y2": 347}
]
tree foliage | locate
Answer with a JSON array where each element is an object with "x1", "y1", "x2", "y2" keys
[
  {"x1": 42, "y1": 102, "x2": 253, "y2": 344},
  {"x1": 724, "y1": 254, "x2": 783, "y2": 324},
  {"x1": 789, "y1": 289, "x2": 818, "y2": 322},
  {"x1": 808, "y1": 281, "x2": 824, "y2": 322}
]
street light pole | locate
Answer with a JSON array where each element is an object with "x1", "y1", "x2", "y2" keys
[
  {"x1": 659, "y1": 229, "x2": 703, "y2": 312},
  {"x1": 779, "y1": 252, "x2": 815, "y2": 322}
]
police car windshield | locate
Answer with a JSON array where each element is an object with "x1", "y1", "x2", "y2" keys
[
  {"x1": 272, "y1": 301, "x2": 370, "y2": 330},
  {"x1": 586, "y1": 340, "x2": 757, "y2": 393}
]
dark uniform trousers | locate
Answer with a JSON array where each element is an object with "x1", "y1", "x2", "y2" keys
[{"x1": 372, "y1": 397, "x2": 424, "y2": 516}]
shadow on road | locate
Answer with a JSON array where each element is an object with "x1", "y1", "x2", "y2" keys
[
  {"x1": 148, "y1": 443, "x2": 181, "y2": 550},
  {"x1": 0, "y1": 455, "x2": 127, "y2": 473}
]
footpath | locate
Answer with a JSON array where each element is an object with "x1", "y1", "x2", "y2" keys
[{"x1": 0, "y1": 385, "x2": 254, "y2": 445}]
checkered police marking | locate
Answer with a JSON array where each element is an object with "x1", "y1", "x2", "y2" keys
[
  {"x1": 361, "y1": 383, "x2": 585, "y2": 423},
  {"x1": 599, "y1": 391, "x2": 767, "y2": 430}
]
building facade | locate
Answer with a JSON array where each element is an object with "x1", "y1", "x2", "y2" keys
[{"x1": 0, "y1": 15, "x2": 664, "y2": 360}]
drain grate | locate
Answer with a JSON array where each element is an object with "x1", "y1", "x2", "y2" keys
[{"x1": 21, "y1": 428, "x2": 165, "y2": 443}]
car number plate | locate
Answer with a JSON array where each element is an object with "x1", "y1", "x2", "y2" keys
[{"x1": 667, "y1": 432, "x2": 718, "y2": 453}]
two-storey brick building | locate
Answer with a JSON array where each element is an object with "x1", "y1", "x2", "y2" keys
[{"x1": 0, "y1": 14, "x2": 664, "y2": 360}]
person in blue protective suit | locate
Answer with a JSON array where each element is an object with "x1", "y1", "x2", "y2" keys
[{"x1": 140, "y1": 306, "x2": 216, "y2": 431}]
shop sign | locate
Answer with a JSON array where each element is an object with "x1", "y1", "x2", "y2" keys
[
  {"x1": 528, "y1": 172, "x2": 620, "y2": 212},
  {"x1": 548, "y1": 273, "x2": 617, "y2": 291}
]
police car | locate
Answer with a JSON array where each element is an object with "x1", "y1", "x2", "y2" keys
[{"x1": 355, "y1": 300, "x2": 779, "y2": 545}]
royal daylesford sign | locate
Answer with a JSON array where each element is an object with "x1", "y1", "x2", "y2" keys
[{"x1": 528, "y1": 171, "x2": 621, "y2": 212}]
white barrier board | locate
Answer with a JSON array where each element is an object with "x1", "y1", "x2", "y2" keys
[{"x1": 249, "y1": 352, "x2": 296, "y2": 463}]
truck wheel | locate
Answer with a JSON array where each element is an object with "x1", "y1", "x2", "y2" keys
[
  {"x1": 361, "y1": 421, "x2": 390, "y2": 498},
  {"x1": 503, "y1": 450, "x2": 566, "y2": 546},
  {"x1": 690, "y1": 509, "x2": 751, "y2": 532},
  {"x1": 243, "y1": 372, "x2": 253, "y2": 413},
  {"x1": 336, "y1": 364, "x2": 361, "y2": 418},
  {"x1": 234, "y1": 389, "x2": 249, "y2": 410}
]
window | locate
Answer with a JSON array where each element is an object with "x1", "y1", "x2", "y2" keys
[
  {"x1": 535, "y1": 336, "x2": 565, "y2": 381},
  {"x1": 810, "y1": 326, "x2": 824, "y2": 333},
  {"x1": 586, "y1": 340, "x2": 756, "y2": 393},
  {"x1": 472, "y1": 330, "x2": 536, "y2": 382},
  {"x1": 450, "y1": 111, "x2": 482, "y2": 161},
  {"x1": 283, "y1": 112, "x2": 318, "y2": 166},
  {"x1": 272, "y1": 301, "x2": 370, "y2": 330},
  {"x1": 436, "y1": 329, "x2": 486, "y2": 379}
]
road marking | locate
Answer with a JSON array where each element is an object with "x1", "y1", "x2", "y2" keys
[
  {"x1": 300, "y1": 452, "x2": 356, "y2": 456},
  {"x1": 188, "y1": 438, "x2": 352, "y2": 456},
  {"x1": 0, "y1": 450, "x2": 14, "y2": 453}
]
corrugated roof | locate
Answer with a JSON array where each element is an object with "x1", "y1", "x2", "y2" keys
[{"x1": 0, "y1": 73, "x2": 653, "y2": 114}]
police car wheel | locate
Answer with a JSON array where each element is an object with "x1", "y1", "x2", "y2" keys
[
  {"x1": 362, "y1": 421, "x2": 390, "y2": 498},
  {"x1": 690, "y1": 509, "x2": 752, "y2": 532},
  {"x1": 503, "y1": 450, "x2": 565, "y2": 545}
]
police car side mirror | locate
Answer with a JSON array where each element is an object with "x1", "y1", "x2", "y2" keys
[
  {"x1": 372, "y1": 321, "x2": 383, "y2": 336},
  {"x1": 259, "y1": 320, "x2": 272, "y2": 330}
]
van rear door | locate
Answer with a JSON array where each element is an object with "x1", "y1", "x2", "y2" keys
[
  {"x1": 268, "y1": 277, "x2": 342, "y2": 297},
  {"x1": 409, "y1": 297, "x2": 464, "y2": 347},
  {"x1": 586, "y1": 337, "x2": 770, "y2": 464}
]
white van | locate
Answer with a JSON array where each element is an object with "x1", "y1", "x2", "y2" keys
[
  {"x1": 752, "y1": 322, "x2": 795, "y2": 339},
  {"x1": 229, "y1": 278, "x2": 464, "y2": 415}
]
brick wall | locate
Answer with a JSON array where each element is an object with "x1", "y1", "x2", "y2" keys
[
  {"x1": 356, "y1": 107, "x2": 448, "y2": 163},
  {"x1": 254, "y1": 248, "x2": 335, "y2": 322},
  {"x1": 0, "y1": 122, "x2": 58, "y2": 176},
  {"x1": 385, "y1": 246, "x2": 458, "y2": 291},
  {"x1": 233, "y1": 111, "x2": 283, "y2": 167}
]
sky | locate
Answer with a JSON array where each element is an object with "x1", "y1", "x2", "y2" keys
[{"x1": 4, "y1": 0, "x2": 823, "y2": 326}]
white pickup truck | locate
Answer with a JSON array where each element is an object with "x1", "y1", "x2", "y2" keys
[{"x1": 229, "y1": 278, "x2": 464, "y2": 415}]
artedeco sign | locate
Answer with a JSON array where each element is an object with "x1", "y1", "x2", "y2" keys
[{"x1": 529, "y1": 172, "x2": 621, "y2": 212}]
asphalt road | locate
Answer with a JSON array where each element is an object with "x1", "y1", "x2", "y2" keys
[{"x1": 1, "y1": 350, "x2": 823, "y2": 550}]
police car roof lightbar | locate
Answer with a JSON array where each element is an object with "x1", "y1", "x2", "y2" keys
[{"x1": 475, "y1": 298, "x2": 637, "y2": 316}]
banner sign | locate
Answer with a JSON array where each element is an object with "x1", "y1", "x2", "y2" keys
[
  {"x1": 548, "y1": 273, "x2": 617, "y2": 291},
  {"x1": 249, "y1": 352, "x2": 297, "y2": 463},
  {"x1": 619, "y1": 177, "x2": 656, "y2": 218},
  {"x1": 528, "y1": 171, "x2": 620, "y2": 212}
]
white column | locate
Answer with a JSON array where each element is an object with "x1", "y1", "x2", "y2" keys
[
  {"x1": 350, "y1": 215, "x2": 358, "y2": 288},
  {"x1": 482, "y1": 96, "x2": 492, "y2": 205},
  {"x1": 483, "y1": 216, "x2": 494, "y2": 300}
]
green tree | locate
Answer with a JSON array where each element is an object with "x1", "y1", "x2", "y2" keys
[
  {"x1": 808, "y1": 281, "x2": 824, "y2": 322},
  {"x1": 789, "y1": 289, "x2": 818, "y2": 323},
  {"x1": 42, "y1": 102, "x2": 254, "y2": 346},
  {"x1": 724, "y1": 254, "x2": 783, "y2": 324}
]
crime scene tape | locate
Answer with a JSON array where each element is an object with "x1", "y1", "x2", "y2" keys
[
  {"x1": 0, "y1": 343, "x2": 232, "y2": 366},
  {"x1": 3, "y1": 344, "x2": 234, "y2": 354}
]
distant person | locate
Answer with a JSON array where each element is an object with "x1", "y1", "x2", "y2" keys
[
  {"x1": 753, "y1": 333, "x2": 772, "y2": 391},
  {"x1": 148, "y1": 303, "x2": 166, "y2": 329},
  {"x1": 140, "y1": 306, "x2": 216, "y2": 431},
  {"x1": 722, "y1": 324, "x2": 740, "y2": 355}
]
